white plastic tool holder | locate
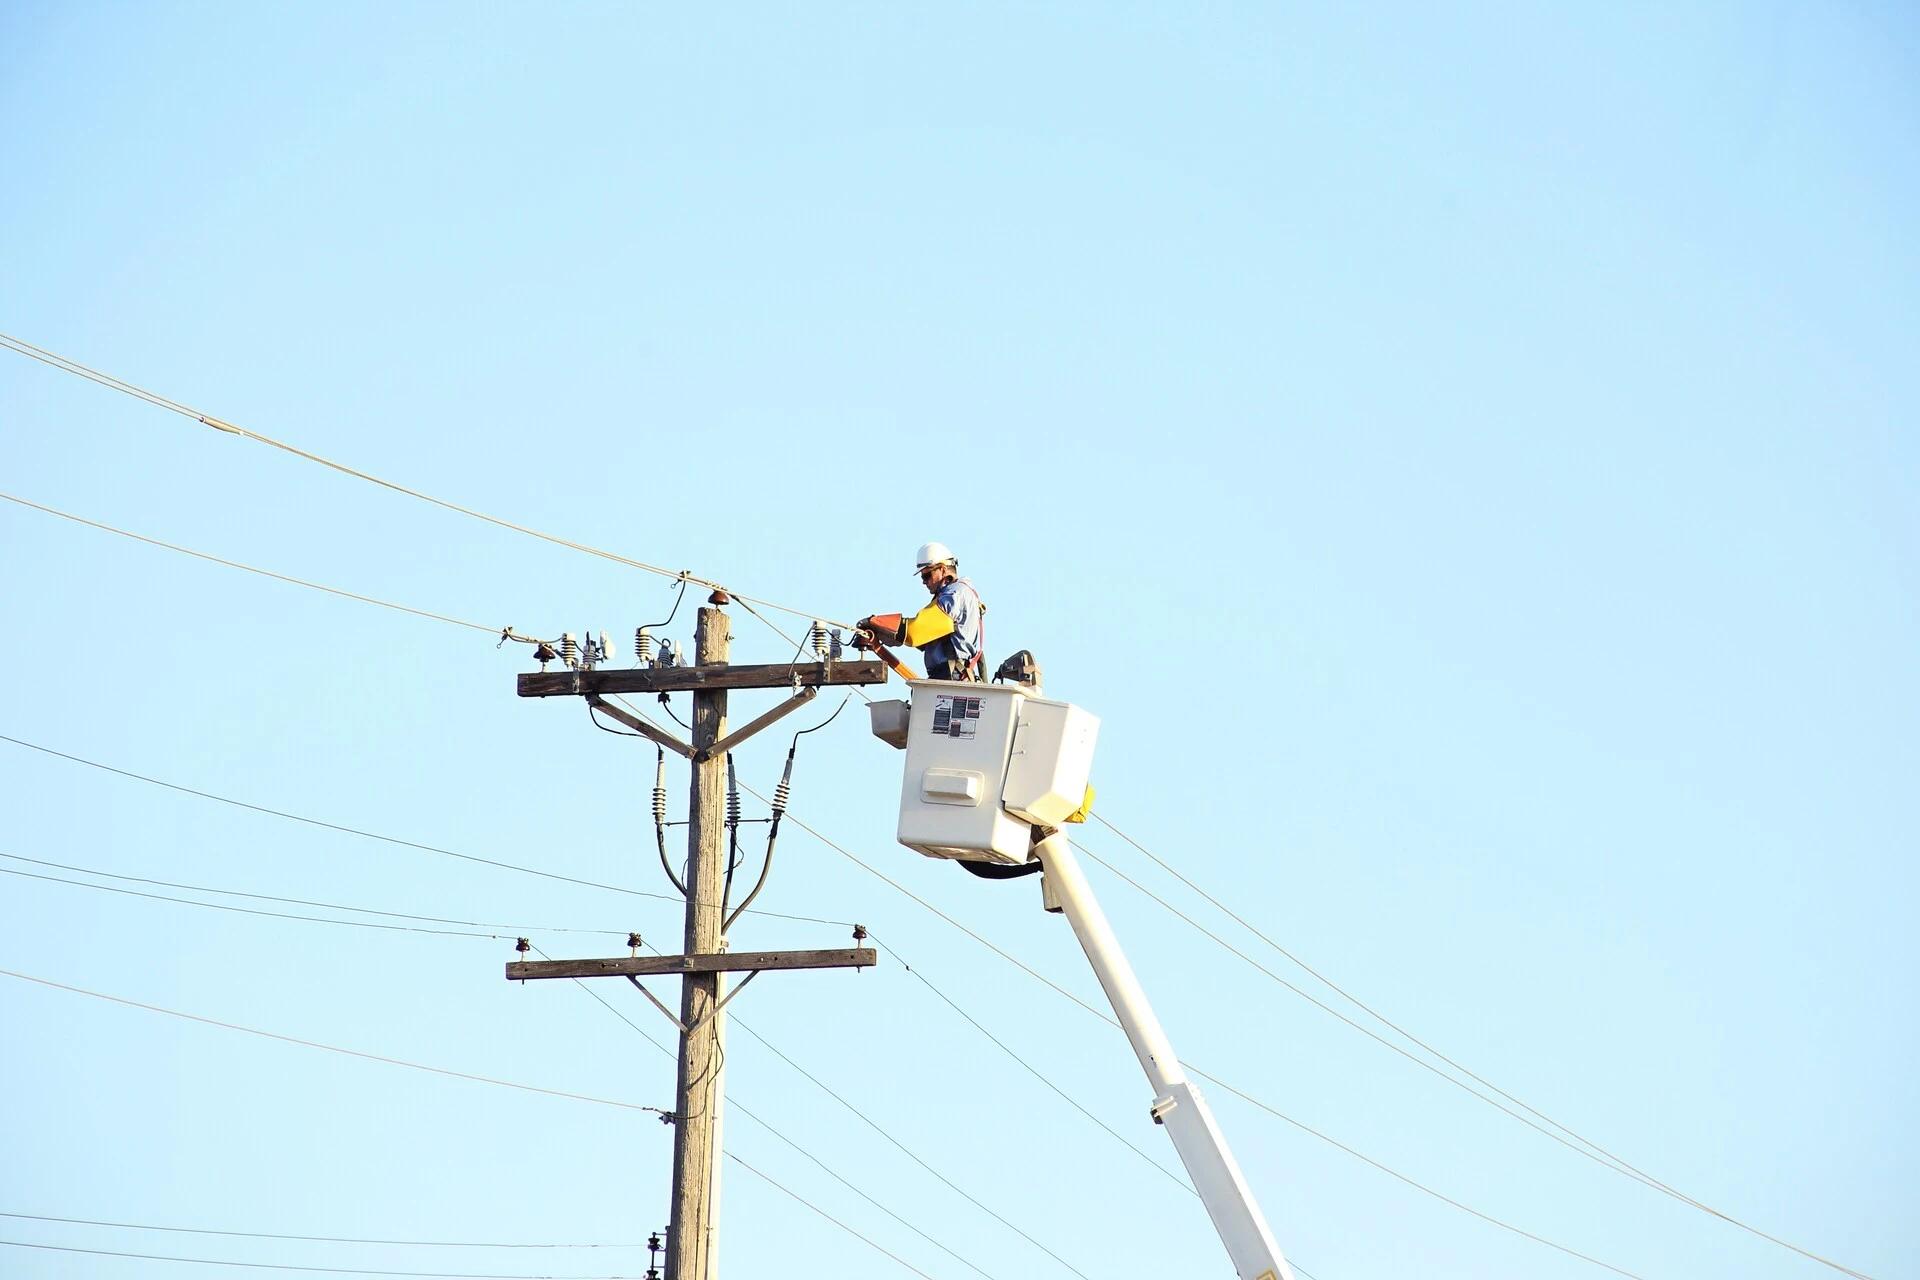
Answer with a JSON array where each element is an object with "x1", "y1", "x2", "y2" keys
[{"x1": 895, "y1": 681, "x2": 1098, "y2": 865}]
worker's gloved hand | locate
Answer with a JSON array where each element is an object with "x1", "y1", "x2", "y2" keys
[{"x1": 856, "y1": 614, "x2": 906, "y2": 646}]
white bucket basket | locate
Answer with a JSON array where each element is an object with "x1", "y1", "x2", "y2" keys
[{"x1": 890, "y1": 680, "x2": 1099, "y2": 864}]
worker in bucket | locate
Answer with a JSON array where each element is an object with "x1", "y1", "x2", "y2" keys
[{"x1": 855, "y1": 542, "x2": 986, "y2": 681}]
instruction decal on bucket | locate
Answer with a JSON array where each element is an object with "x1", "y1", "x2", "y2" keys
[{"x1": 931, "y1": 694, "x2": 982, "y2": 740}]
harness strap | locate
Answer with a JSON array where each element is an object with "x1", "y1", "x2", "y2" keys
[{"x1": 958, "y1": 578, "x2": 986, "y2": 677}]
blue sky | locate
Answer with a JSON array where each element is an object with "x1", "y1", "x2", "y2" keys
[{"x1": 2, "y1": 5, "x2": 1914, "y2": 1279}]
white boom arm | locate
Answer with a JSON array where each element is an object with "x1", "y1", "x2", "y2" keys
[{"x1": 1035, "y1": 834, "x2": 1294, "y2": 1280}]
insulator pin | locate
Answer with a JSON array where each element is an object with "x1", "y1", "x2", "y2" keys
[
  {"x1": 810, "y1": 620, "x2": 829, "y2": 659},
  {"x1": 635, "y1": 627, "x2": 653, "y2": 663}
]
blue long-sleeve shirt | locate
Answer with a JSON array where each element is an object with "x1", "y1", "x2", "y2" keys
[{"x1": 921, "y1": 577, "x2": 985, "y2": 677}]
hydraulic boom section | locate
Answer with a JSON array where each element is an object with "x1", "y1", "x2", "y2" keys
[
  {"x1": 873, "y1": 678, "x2": 1295, "y2": 1279},
  {"x1": 1036, "y1": 832, "x2": 1292, "y2": 1280}
]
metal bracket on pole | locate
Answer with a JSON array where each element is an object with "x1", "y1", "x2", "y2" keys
[
  {"x1": 628, "y1": 974, "x2": 689, "y2": 1031},
  {"x1": 628, "y1": 970, "x2": 763, "y2": 1036}
]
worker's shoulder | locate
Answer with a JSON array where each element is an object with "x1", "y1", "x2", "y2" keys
[{"x1": 941, "y1": 577, "x2": 983, "y2": 607}]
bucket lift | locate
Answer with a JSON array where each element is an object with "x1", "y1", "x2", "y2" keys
[{"x1": 869, "y1": 678, "x2": 1296, "y2": 1280}]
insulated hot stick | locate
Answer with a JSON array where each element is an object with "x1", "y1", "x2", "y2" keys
[{"x1": 869, "y1": 642, "x2": 920, "y2": 683}]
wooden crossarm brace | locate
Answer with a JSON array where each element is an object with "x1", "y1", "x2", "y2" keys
[
  {"x1": 584, "y1": 694, "x2": 693, "y2": 758},
  {"x1": 694, "y1": 686, "x2": 817, "y2": 762}
]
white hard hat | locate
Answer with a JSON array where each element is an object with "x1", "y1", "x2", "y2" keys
[{"x1": 914, "y1": 541, "x2": 955, "y2": 574}]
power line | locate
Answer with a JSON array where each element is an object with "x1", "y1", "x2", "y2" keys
[
  {"x1": 0, "y1": 490, "x2": 498, "y2": 634},
  {"x1": 0, "y1": 967, "x2": 673, "y2": 1118},
  {"x1": 0, "y1": 351, "x2": 860, "y2": 675},
  {"x1": 726, "y1": 1012, "x2": 1101, "y2": 1280},
  {"x1": 719, "y1": 1155, "x2": 940, "y2": 1280},
  {"x1": 751, "y1": 791, "x2": 1115, "y2": 1023},
  {"x1": 1, "y1": 732, "x2": 1684, "y2": 1280},
  {"x1": 761, "y1": 801, "x2": 1665, "y2": 1280},
  {"x1": 0, "y1": 465, "x2": 1843, "y2": 1277},
  {"x1": 1, "y1": 777, "x2": 975, "y2": 1269},
  {"x1": 0, "y1": 733, "x2": 852, "y2": 930},
  {"x1": 0, "y1": 1210, "x2": 643, "y2": 1249},
  {"x1": 0, "y1": 853, "x2": 626, "y2": 939},
  {"x1": 0, "y1": 968, "x2": 944, "y2": 1280},
  {"x1": 0, "y1": 863, "x2": 520, "y2": 940},
  {"x1": 536, "y1": 947, "x2": 1007, "y2": 1280},
  {"x1": 1084, "y1": 816, "x2": 1875, "y2": 1280},
  {"x1": 4, "y1": 476, "x2": 1861, "y2": 1280},
  {"x1": 0, "y1": 332, "x2": 853, "y2": 633},
  {"x1": 867, "y1": 932, "x2": 1193, "y2": 1194},
  {"x1": 1191, "y1": 1068, "x2": 1652, "y2": 1280},
  {"x1": 1065, "y1": 837, "x2": 1669, "y2": 1183},
  {"x1": 1, "y1": 736, "x2": 1120, "y2": 1280},
  {"x1": 516, "y1": 763, "x2": 1106, "y2": 1280},
  {"x1": 12, "y1": 748, "x2": 1655, "y2": 1280},
  {"x1": 0, "y1": 1239, "x2": 634, "y2": 1279}
]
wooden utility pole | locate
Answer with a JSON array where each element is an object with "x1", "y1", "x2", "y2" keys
[
  {"x1": 506, "y1": 599, "x2": 887, "y2": 1280},
  {"x1": 671, "y1": 602, "x2": 728, "y2": 1280}
]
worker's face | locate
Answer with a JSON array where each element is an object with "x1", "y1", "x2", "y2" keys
[{"x1": 920, "y1": 562, "x2": 951, "y2": 594}]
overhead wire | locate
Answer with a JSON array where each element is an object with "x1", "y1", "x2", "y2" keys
[
  {"x1": 0, "y1": 863, "x2": 518, "y2": 941},
  {"x1": 0, "y1": 967, "x2": 947, "y2": 1280},
  {"x1": 515, "y1": 719, "x2": 1104, "y2": 1280},
  {"x1": 0, "y1": 415, "x2": 1856, "y2": 1276},
  {"x1": 1083, "y1": 816, "x2": 1874, "y2": 1280},
  {"x1": 0, "y1": 968, "x2": 674, "y2": 1120},
  {"x1": 1189, "y1": 1068, "x2": 1651, "y2": 1280},
  {"x1": 1, "y1": 712, "x2": 1116, "y2": 1278},
  {"x1": 866, "y1": 933, "x2": 1193, "y2": 1194},
  {"x1": 723, "y1": 1012, "x2": 1101, "y2": 1280},
  {"x1": 0, "y1": 1239, "x2": 634, "y2": 1279},
  {"x1": 721, "y1": 1156, "x2": 940, "y2": 1280},
  {"x1": 0, "y1": 738, "x2": 1777, "y2": 1280},
  {"x1": 0, "y1": 332, "x2": 854, "y2": 631},
  {"x1": 760, "y1": 797, "x2": 1665, "y2": 1280},
  {"x1": 0, "y1": 734, "x2": 852, "y2": 930},
  {"x1": 0, "y1": 491, "x2": 501, "y2": 633},
  {"x1": 0, "y1": 687, "x2": 1736, "y2": 1280},
  {"x1": 0, "y1": 1209, "x2": 647, "y2": 1250},
  {"x1": 10, "y1": 739, "x2": 1654, "y2": 1280},
  {"x1": 592, "y1": 662, "x2": 1869, "y2": 1280},
  {"x1": 750, "y1": 683, "x2": 1867, "y2": 1280},
  {"x1": 0, "y1": 481, "x2": 1679, "y2": 1239},
  {"x1": 530, "y1": 947, "x2": 1003, "y2": 1280},
  {"x1": 1064, "y1": 836, "x2": 1666, "y2": 1180},
  {"x1": 0, "y1": 851, "x2": 627, "y2": 937}
]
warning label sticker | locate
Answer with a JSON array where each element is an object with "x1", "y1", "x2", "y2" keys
[{"x1": 931, "y1": 694, "x2": 982, "y2": 740}]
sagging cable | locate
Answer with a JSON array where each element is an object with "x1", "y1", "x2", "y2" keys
[
  {"x1": 723, "y1": 751, "x2": 790, "y2": 933},
  {"x1": 722, "y1": 755, "x2": 744, "y2": 909},
  {"x1": 722, "y1": 694, "x2": 848, "y2": 934},
  {"x1": 653, "y1": 747, "x2": 686, "y2": 896}
]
